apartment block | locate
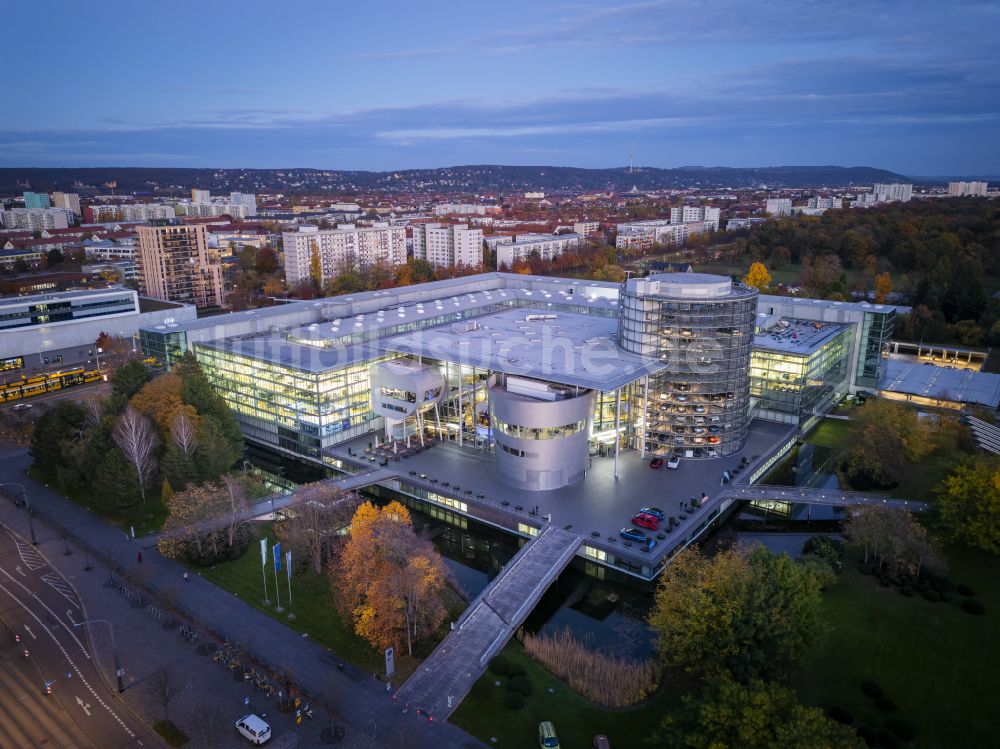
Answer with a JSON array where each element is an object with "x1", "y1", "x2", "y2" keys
[
  {"x1": 873, "y1": 183, "x2": 912, "y2": 203},
  {"x1": 51, "y1": 192, "x2": 82, "y2": 216},
  {"x1": 191, "y1": 189, "x2": 211, "y2": 203},
  {"x1": 0, "y1": 208, "x2": 72, "y2": 231},
  {"x1": 136, "y1": 220, "x2": 224, "y2": 308},
  {"x1": 433, "y1": 203, "x2": 501, "y2": 217},
  {"x1": 765, "y1": 198, "x2": 792, "y2": 216},
  {"x1": 807, "y1": 196, "x2": 843, "y2": 210},
  {"x1": 282, "y1": 224, "x2": 406, "y2": 287},
  {"x1": 948, "y1": 181, "x2": 988, "y2": 197},
  {"x1": 669, "y1": 206, "x2": 721, "y2": 230},
  {"x1": 412, "y1": 223, "x2": 484, "y2": 269},
  {"x1": 23, "y1": 191, "x2": 51, "y2": 209},
  {"x1": 84, "y1": 204, "x2": 175, "y2": 223},
  {"x1": 572, "y1": 221, "x2": 600, "y2": 236},
  {"x1": 495, "y1": 233, "x2": 580, "y2": 267}
]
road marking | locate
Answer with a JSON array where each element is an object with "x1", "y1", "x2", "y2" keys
[
  {"x1": 66, "y1": 609, "x2": 76, "y2": 624},
  {"x1": 42, "y1": 572, "x2": 81, "y2": 610},
  {"x1": 0, "y1": 579, "x2": 135, "y2": 739},
  {"x1": 75, "y1": 695, "x2": 92, "y2": 716},
  {"x1": 0, "y1": 565, "x2": 89, "y2": 657},
  {"x1": 23, "y1": 624, "x2": 36, "y2": 639},
  {"x1": 15, "y1": 565, "x2": 25, "y2": 577},
  {"x1": 7, "y1": 532, "x2": 46, "y2": 571}
]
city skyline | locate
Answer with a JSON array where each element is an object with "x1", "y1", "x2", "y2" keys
[{"x1": 3, "y1": 1, "x2": 999, "y2": 174}]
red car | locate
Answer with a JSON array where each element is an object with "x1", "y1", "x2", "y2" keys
[
  {"x1": 631, "y1": 512, "x2": 659, "y2": 531},
  {"x1": 649, "y1": 457, "x2": 664, "y2": 469}
]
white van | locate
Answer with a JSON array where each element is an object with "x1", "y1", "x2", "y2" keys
[{"x1": 236, "y1": 714, "x2": 271, "y2": 745}]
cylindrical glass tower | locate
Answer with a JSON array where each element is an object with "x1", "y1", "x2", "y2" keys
[{"x1": 618, "y1": 273, "x2": 757, "y2": 458}]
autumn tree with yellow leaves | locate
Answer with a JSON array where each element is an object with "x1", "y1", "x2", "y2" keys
[
  {"x1": 743, "y1": 261, "x2": 772, "y2": 291},
  {"x1": 331, "y1": 501, "x2": 454, "y2": 655},
  {"x1": 874, "y1": 272, "x2": 893, "y2": 304}
]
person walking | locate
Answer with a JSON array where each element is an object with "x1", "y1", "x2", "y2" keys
[
  {"x1": 183, "y1": 572, "x2": 189, "y2": 582},
  {"x1": 137, "y1": 551, "x2": 142, "y2": 564}
]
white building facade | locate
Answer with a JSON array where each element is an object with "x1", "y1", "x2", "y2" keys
[
  {"x1": 948, "y1": 181, "x2": 988, "y2": 197},
  {"x1": 412, "y1": 223, "x2": 484, "y2": 269},
  {"x1": 0, "y1": 208, "x2": 73, "y2": 231},
  {"x1": 282, "y1": 224, "x2": 406, "y2": 286},
  {"x1": 495, "y1": 233, "x2": 580, "y2": 267},
  {"x1": 765, "y1": 199, "x2": 792, "y2": 216}
]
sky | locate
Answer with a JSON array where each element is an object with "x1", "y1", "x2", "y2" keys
[{"x1": 2, "y1": 1, "x2": 999, "y2": 175}]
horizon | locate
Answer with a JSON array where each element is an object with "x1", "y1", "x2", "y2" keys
[{"x1": 3, "y1": 1, "x2": 999, "y2": 174}]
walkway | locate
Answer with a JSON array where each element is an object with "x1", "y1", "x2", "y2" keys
[
  {"x1": 395, "y1": 526, "x2": 582, "y2": 721},
  {"x1": 726, "y1": 484, "x2": 929, "y2": 512},
  {"x1": 0, "y1": 444, "x2": 483, "y2": 749}
]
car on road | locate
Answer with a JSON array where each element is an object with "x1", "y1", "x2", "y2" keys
[
  {"x1": 639, "y1": 506, "x2": 665, "y2": 520},
  {"x1": 631, "y1": 512, "x2": 659, "y2": 530},
  {"x1": 539, "y1": 720, "x2": 561, "y2": 748},
  {"x1": 666, "y1": 455, "x2": 681, "y2": 469},
  {"x1": 236, "y1": 714, "x2": 271, "y2": 745},
  {"x1": 620, "y1": 527, "x2": 648, "y2": 543},
  {"x1": 649, "y1": 457, "x2": 664, "y2": 469}
]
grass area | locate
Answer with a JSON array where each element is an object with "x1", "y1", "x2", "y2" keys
[
  {"x1": 192, "y1": 523, "x2": 395, "y2": 676},
  {"x1": 153, "y1": 719, "x2": 189, "y2": 747},
  {"x1": 28, "y1": 467, "x2": 169, "y2": 536},
  {"x1": 795, "y1": 546, "x2": 1000, "y2": 748},
  {"x1": 452, "y1": 643, "x2": 679, "y2": 748},
  {"x1": 804, "y1": 418, "x2": 853, "y2": 450}
]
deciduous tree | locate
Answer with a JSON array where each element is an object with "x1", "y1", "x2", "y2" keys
[
  {"x1": 844, "y1": 505, "x2": 933, "y2": 575},
  {"x1": 743, "y1": 261, "x2": 771, "y2": 291},
  {"x1": 937, "y1": 456, "x2": 1000, "y2": 553},
  {"x1": 874, "y1": 271, "x2": 893, "y2": 303},
  {"x1": 277, "y1": 485, "x2": 358, "y2": 575},
  {"x1": 112, "y1": 406, "x2": 159, "y2": 502}
]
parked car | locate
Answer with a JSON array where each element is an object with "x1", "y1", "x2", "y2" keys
[
  {"x1": 649, "y1": 457, "x2": 664, "y2": 469},
  {"x1": 674, "y1": 394, "x2": 688, "y2": 402},
  {"x1": 704, "y1": 447, "x2": 718, "y2": 457},
  {"x1": 707, "y1": 436, "x2": 720, "y2": 444},
  {"x1": 593, "y1": 736, "x2": 611, "y2": 749},
  {"x1": 620, "y1": 527, "x2": 647, "y2": 543},
  {"x1": 631, "y1": 512, "x2": 659, "y2": 531},
  {"x1": 691, "y1": 426, "x2": 706, "y2": 434},
  {"x1": 538, "y1": 721, "x2": 561, "y2": 749},
  {"x1": 639, "y1": 506, "x2": 665, "y2": 520},
  {"x1": 666, "y1": 455, "x2": 681, "y2": 469},
  {"x1": 236, "y1": 714, "x2": 271, "y2": 745},
  {"x1": 693, "y1": 405, "x2": 706, "y2": 413},
  {"x1": 708, "y1": 425, "x2": 720, "y2": 433}
]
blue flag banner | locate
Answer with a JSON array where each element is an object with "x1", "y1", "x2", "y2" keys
[
  {"x1": 273, "y1": 542, "x2": 282, "y2": 572},
  {"x1": 286, "y1": 550, "x2": 292, "y2": 580}
]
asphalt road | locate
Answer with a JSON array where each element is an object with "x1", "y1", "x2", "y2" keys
[{"x1": 0, "y1": 525, "x2": 159, "y2": 749}]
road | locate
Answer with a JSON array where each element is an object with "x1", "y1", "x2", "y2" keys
[{"x1": 0, "y1": 525, "x2": 159, "y2": 748}]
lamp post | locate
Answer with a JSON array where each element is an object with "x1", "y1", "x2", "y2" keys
[
  {"x1": 1, "y1": 482, "x2": 37, "y2": 545},
  {"x1": 73, "y1": 618, "x2": 124, "y2": 693}
]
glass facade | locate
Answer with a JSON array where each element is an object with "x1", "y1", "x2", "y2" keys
[
  {"x1": 750, "y1": 325, "x2": 853, "y2": 433},
  {"x1": 855, "y1": 309, "x2": 895, "y2": 389},
  {"x1": 618, "y1": 277, "x2": 758, "y2": 458},
  {"x1": 194, "y1": 343, "x2": 393, "y2": 457}
]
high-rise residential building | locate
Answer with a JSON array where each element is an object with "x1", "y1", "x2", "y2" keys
[
  {"x1": 495, "y1": 233, "x2": 580, "y2": 268},
  {"x1": 228, "y1": 193, "x2": 258, "y2": 215},
  {"x1": 282, "y1": 224, "x2": 406, "y2": 287},
  {"x1": 191, "y1": 189, "x2": 211, "y2": 203},
  {"x1": 84, "y1": 203, "x2": 175, "y2": 223},
  {"x1": 0, "y1": 208, "x2": 72, "y2": 231},
  {"x1": 23, "y1": 191, "x2": 51, "y2": 209},
  {"x1": 412, "y1": 223, "x2": 484, "y2": 269},
  {"x1": 573, "y1": 221, "x2": 600, "y2": 236},
  {"x1": 670, "y1": 206, "x2": 721, "y2": 230},
  {"x1": 807, "y1": 196, "x2": 843, "y2": 210},
  {"x1": 432, "y1": 203, "x2": 501, "y2": 217},
  {"x1": 51, "y1": 192, "x2": 82, "y2": 216},
  {"x1": 873, "y1": 183, "x2": 912, "y2": 203},
  {"x1": 948, "y1": 181, "x2": 988, "y2": 197},
  {"x1": 765, "y1": 198, "x2": 792, "y2": 216},
  {"x1": 136, "y1": 220, "x2": 224, "y2": 308},
  {"x1": 176, "y1": 202, "x2": 255, "y2": 219}
]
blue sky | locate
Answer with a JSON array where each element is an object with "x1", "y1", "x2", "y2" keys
[{"x1": 3, "y1": 0, "x2": 999, "y2": 174}]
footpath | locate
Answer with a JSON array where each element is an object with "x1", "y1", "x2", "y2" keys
[{"x1": 0, "y1": 443, "x2": 484, "y2": 749}]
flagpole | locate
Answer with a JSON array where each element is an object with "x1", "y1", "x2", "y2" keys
[
  {"x1": 273, "y1": 545, "x2": 283, "y2": 613},
  {"x1": 260, "y1": 538, "x2": 270, "y2": 606},
  {"x1": 286, "y1": 550, "x2": 294, "y2": 620}
]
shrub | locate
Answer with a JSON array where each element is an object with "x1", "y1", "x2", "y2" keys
[
  {"x1": 153, "y1": 720, "x2": 189, "y2": 748},
  {"x1": 470, "y1": 678, "x2": 493, "y2": 700},
  {"x1": 923, "y1": 589, "x2": 941, "y2": 602},
  {"x1": 523, "y1": 628, "x2": 661, "y2": 708},
  {"x1": 803, "y1": 535, "x2": 843, "y2": 566},
  {"x1": 507, "y1": 675, "x2": 534, "y2": 697},
  {"x1": 886, "y1": 718, "x2": 916, "y2": 741},
  {"x1": 827, "y1": 705, "x2": 853, "y2": 725},
  {"x1": 877, "y1": 728, "x2": 901, "y2": 748},
  {"x1": 899, "y1": 587, "x2": 914, "y2": 597},
  {"x1": 962, "y1": 599, "x2": 985, "y2": 615},
  {"x1": 875, "y1": 696, "x2": 897, "y2": 712},
  {"x1": 934, "y1": 576, "x2": 954, "y2": 592},
  {"x1": 506, "y1": 662, "x2": 526, "y2": 678},
  {"x1": 861, "y1": 681, "x2": 884, "y2": 699},
  {"x1": 957, "y1": 583, "x2": 976, "y2": 597},
  {"x1": 488, "y1": 655, "x2": 509, "y2": 676},
  {"x1": 502, "y1": 691, "x2": 526, "y2": 710}
]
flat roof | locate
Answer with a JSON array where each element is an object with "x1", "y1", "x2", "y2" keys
[
  {"x1": 754, "y1": 318, "x2": 849, "y2": 355},
  {"x1": 759, "y1": 294, "x2": 906, "y2": 315},
  {"x1": 879, "y1": 359, "x2": 1000, "y2": 407},
  {"x1": 0, "y1": 287, "x2": 136, "y2": 305},
  {"x1": 382, "y1": 307, "x2": 665, "y2": 390}
]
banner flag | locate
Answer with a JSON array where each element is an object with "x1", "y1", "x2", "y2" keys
[
  {"x1": 260, "y1": 538, "x2": 267, "y2": 567},
  {"x1": 273, "y1": 542, "x2": 282, "y2": 572},
  {"x1": 286, "y1": 550, "x2": 292, "y2": 580}
]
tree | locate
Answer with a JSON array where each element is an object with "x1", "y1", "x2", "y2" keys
[
  {"x1": 171, "y1": 409, "x2": 198, "y2": 457},
  {"x1": 937, "y1": 457, "x2": 1000, "y2": 553},
  {"x1": 158, "y1": 479, "x2": 252, "y2": 564},
  {"x1": 743, "y1": 261, "x2": 771, "y2": 291},
  {"x1": 650, "y1": 679, "x2": 864, "y2": 749},
  {"x1": 151, "y1": 665, "x2": 180, "y2": 722},
  {"x1": 844, "y1": 506, "x2": 934, "y2": 575},
  {"x1": 46, "y1": 248, "x2": 64, "y2": 266},
  {"x1": 277, "y1": 485, "x2": 358, "y2": 575},
  {"x1": 843, "y1": 400, "x2": 935, "y2": 488},
  {"x1": 129, "y1": 373, "x2": 195, "y2": 437},
  {"x1": 29, "y1": 401, "x2": 89, "y2": 489},
  {"x1": 111, "y1": 360, "x2": 151, "y2": 400},
  {"x1": 309, "y1": 239, "x2": 323, "y2": 289},
  {"x1": 91, "y1": 447, "x2": 141, "y2": 510},
  {"x1": 255, "y1": 246, "x2": 278, "y2": 275},
  {"x1": 331, "y1": 501, "x2": 452, "y2": 655},
  {"x1": 112, "y1": 406, "x2": 159, "y2": 502},
  {"x1": 873, "y1": 271, "x2": 893, "y2": 303},
  {"x1": 649, "y1": 546, "x2": 822, "y2": 683}
]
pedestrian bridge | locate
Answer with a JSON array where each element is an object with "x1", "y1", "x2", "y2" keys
[
  {"x1": 394, "y1": 525, "x2": 583, "y2": 721},
  {"x1": 725, "y1": 484, "x2": 929, "y2": 512}
]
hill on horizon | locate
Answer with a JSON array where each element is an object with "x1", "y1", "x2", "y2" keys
[{"x1": 0, "y1": 164, "x2": 913, "y2": 195}]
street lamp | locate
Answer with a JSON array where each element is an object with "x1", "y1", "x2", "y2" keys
[
  {"x1": 73, "y1": 618, "x2": 124, "y2": 693},
  {"x1": 1, "y1": 482, "x2": 37, "y2": 545}
]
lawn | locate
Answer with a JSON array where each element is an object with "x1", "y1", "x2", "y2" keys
[
  {"x1": 804, "y1": 418, "x2": 853, "y2": 450},
  {"x1": 794, "y1": 546, "x2": 1000, "y2": 749},
  {"x1": 193, "y1": 523, "x2": 393, "y2": 677},
  {"x1": 452, "y1": 643, "x2": 678, "y2": 748}
]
